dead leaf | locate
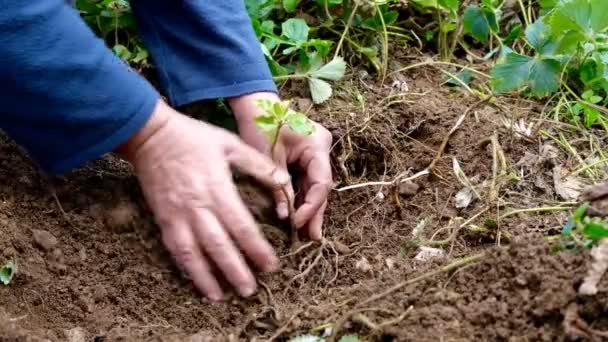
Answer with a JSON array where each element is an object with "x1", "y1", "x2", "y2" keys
[
  {"x1": 553, "y1": 166, "x2": 585, "y2": 201},
  {"x1": 414, "y1": 247, "x2": 445, "y2": 262},
  {"x1": 355, "y1": 257, "x2": 372, "y2": 273},
  {"x1": 454, "y1": 187, "x2": 474, "y2": 208}
]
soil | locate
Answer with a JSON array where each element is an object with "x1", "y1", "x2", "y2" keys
[{"x1": 2, "y1": 56, "x2": 608, "y2": 342}]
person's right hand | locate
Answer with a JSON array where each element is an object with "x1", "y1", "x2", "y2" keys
[{"x1": 117, "y1": 100, "x2": 289, "y2": 301}]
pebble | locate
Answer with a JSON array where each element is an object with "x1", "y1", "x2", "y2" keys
[
  {"x1": 32, "y1": 229, "x2": 58, "y2": 251},
  {"x1": 398, "y1": 182, "x2": 420, "y2": 196},
  {"x1": 64, "y1": 327, "x2": 86, "y2": 342}
]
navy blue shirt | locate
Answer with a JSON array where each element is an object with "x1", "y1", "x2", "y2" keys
[{"x1": 0, "y1": 0, "x2": 277, "y2": 174}]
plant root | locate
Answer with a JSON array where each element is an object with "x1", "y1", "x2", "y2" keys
[
  {"x1": 563, "y1": 303, "x2": 608, "y2": 342},
  {"x1": 579, "y1": 238, "x2": 608, "y2": 296},
  {"x1": 282, "y1": 238, "x2": 342, "y2": 295},
  {"x1": 329, "y1": 253, "x2": 484, "y2": 341}
]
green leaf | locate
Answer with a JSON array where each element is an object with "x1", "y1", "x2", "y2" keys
[
  {"x1": 309, "y1": 78, "x2": 333, "y2": 104},
  {"x1": 491, "y1": 53, "x2": 561, "y2": 96},
  {"x1": 283, "y1": 0, "x2": 298, "y2": 13},
  {"x1": 573, "y1": 202, "x2": 589, "y2": 223},
  {"x1": 261, "y1": 20, "x2": 276, "y2": 34},
  {"x1": 309, "y1": 57, "x2": 347, "y2": 81},
  {"x1": 539, "y1": 0, "x2": 557, "y2": 8},
  {"x1": 254, "y1": 115, "x2": 278, "y2": 137},
  {"x1": 282, "y1": 18, "x2": 309, "y2": 43},
  {"x1": 463, "y1": 5, "x2": 491, "y2": 43},
  {"x1": 525, "y1": 19, "x2": 557, "y2": 55},
  {"x1": 285, "y1": 112, "x2": 315, "y2": 135},
  {"x1": 547, "y1": 0, "x2": 591, "y2": 36},
  {"x1": 504, "y1": 24, "x2": 523, "y2": 45},
  {"x1": 361, "y1": 10, "x2": 399, "y2": 30},
  {"x1": 338, "y1": 335, "x2": 360, "y2": 342},
  {"x1": 0, "y1": 260, "x2": 16, "y2": 286},
  {"x1": 112, "y1": 44, "x2": 132, "y2": 60},
  {"x1": 583, "y1": 104, "x2": 600, "y2": 127},
  {"x1": 589, "y1": 0, "x2": 608, "y2": 32},
  {"x1": 583, "y1": 221, "x2": 608, "y2": 241},
  {"x1": 438, "y1": 0, "x2": 458, "y2": 13},
  {"x1": 484, "y1": 7, "x2": 499, "y2": 33}
]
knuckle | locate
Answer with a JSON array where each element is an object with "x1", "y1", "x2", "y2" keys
[
  {"x1": 204, "y1": 232, "x2": 229, "y2": 255},
  {"x1": 169, "y1": 241, "x2": 197, "y2": 266}
]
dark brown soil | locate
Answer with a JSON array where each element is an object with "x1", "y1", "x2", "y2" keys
[{"x1": 1, "y1": 59, "x2": 608, "y2": 342}]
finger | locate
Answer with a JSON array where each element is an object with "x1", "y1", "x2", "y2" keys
[
  {"x1": 161, "y1": 221, "x2": 223, "y2": 301},
  {"x1": 271, "y1": 147, "x2": 294, "y2": 219},
  {"x1": 306, "y1": 200, "x2": 327, "y2": 241},
  {"x1": 224, "y1": 135, "x2": 290, "y2": 192},
  {"x1": 193, "y1": 208, "x2": 258, "y2": 298},
  {"x1": 294, "y1": 156, "x2": 332, "y2": 228},
  {"x1": 211, "y1": 174, "x2": 279, "y2": 273}
]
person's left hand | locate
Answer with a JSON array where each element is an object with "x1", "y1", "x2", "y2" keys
[{"x1": 229, "y1": 92, "x2": 333, "y2": 241}]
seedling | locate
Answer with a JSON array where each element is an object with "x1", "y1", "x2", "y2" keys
[
  {"x1": 0, "y1": 259, "x2": 17, "y2": 286},
  {"x1": 558, "y1": 202, "x2": 608, "y2": 251},
  {"x1": 255, "y1": 99, "x2": 315, "y2": 242}
]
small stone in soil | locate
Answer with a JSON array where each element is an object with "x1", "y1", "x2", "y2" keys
[
  {"x1": 399, "y1": 182, "x2": 420, "y2": 196},
  {"x1": 333, "y1": 241, "x2": 351, "y2": 254},
  {"x1": 440, "y1": 207, "x2": 458, "y2": 219},
  {"x1": 64, "y1": 327, "x2": 86, "y2": 342},
  {"x1": 32, "y1": 229, "x2": 58, "y2": 251}
]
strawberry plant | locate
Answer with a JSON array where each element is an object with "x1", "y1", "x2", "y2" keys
[
  {"x1": 491, "y1": 0, "x2": 608, "y2": 126},
  {"x1": 254, "y1": 99, "x2": 315, "y2": 241},
  {"x1": 559, "y1": 203, "x2": 608, "y2": 250},
  {"x1": 76, "y1": 0, "x2": 150, "y2": 67}
]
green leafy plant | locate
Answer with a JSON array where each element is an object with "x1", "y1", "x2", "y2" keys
[
  {"x1": 255, "y1": 99, "x2": 314, "y2": 241},
  {"x1": 0, "y1": 260, "x2": 17, "y2": 286},
  {"x1": 559, "y1": 202, "x2": 608, "y2": 250},
  {"x1": 412, "y1": 0, "x2": 460, "y2": 60},
  {"x1": 491, "y1": 0, "x2": 608, "y2": 114},
  {"x1": 76, "y1": 0, "x2": 150, "y2": 68},
  {"x1": 462, "y1": 0, "x2": 499, "y2": 44}
]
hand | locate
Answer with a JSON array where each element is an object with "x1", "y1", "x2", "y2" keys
[
  {"x1": 117, "y1": 100, "x2": 289, "y2": 301},
  {"x1": 230, "y1": 92, "x2": 333, "y2": 241}
]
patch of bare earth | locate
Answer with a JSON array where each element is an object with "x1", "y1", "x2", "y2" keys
[{"x1": 1, "y1": 56, "x2": 607, "y2": 341}]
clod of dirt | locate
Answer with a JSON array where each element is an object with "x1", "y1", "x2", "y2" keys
[
  {"x1": 440, "y1": 206, "x2": 458, "y2": 219},
  {"x1": 398, "y1": 182, "x2": 420, "y2": 196},
  {"x1": 583, "y1": 180, "x2": 608, "y2": 217},
  {"x1": 32, "y1": 229, "x2": 58, "y2": 251},
  {"x1": 64, "y1": 327, "x2": 86, "y2": 342},
  {"x1": 580, "y1": 239, "x2": 608, "y2": 296},
  {"x1": 105, "y1": 202, "x2": 138, "y2": 229}
]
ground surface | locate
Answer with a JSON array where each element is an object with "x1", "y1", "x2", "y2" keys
[{"x1": 1, "y1": 58, "x2": 608, "y2": 341}]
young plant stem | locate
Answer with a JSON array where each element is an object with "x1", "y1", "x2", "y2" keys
[{"x1": 271, "y1": 123, "x2": 299, "y2": 245}]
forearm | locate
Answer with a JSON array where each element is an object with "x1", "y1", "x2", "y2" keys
[
  {"x1": 0, "y1": 0, "x2": 160, "y2": 174},
  {"x1": 130, "y1": 0, "x2": 277, "y2": 106}
]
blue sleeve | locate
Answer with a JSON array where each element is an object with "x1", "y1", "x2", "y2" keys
[
  {"x1": 130, "y1": 0, "x2": 277, "y2": 107},
  {"x1": 0, "y1": 1, "x2": 160, "y2": 174}
]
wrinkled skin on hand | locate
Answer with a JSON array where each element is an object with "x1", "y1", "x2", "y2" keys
[
  {"x1": 118, "y1": 100, "x2": 290, "y2": 301},
  {"x1": 230, "y1": 92, "x2": 333, "y2": 241}
]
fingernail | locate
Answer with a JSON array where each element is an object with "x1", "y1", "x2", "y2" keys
[
  {"x1": 208, "y1": 293, "x2": 224, "y2": 302},
  {"x1": 277, "y1": 203, "x2": 288, "y2": 219},
  {"x1": 242, "y1": 285, "x2": 256, "y2": 297}
]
